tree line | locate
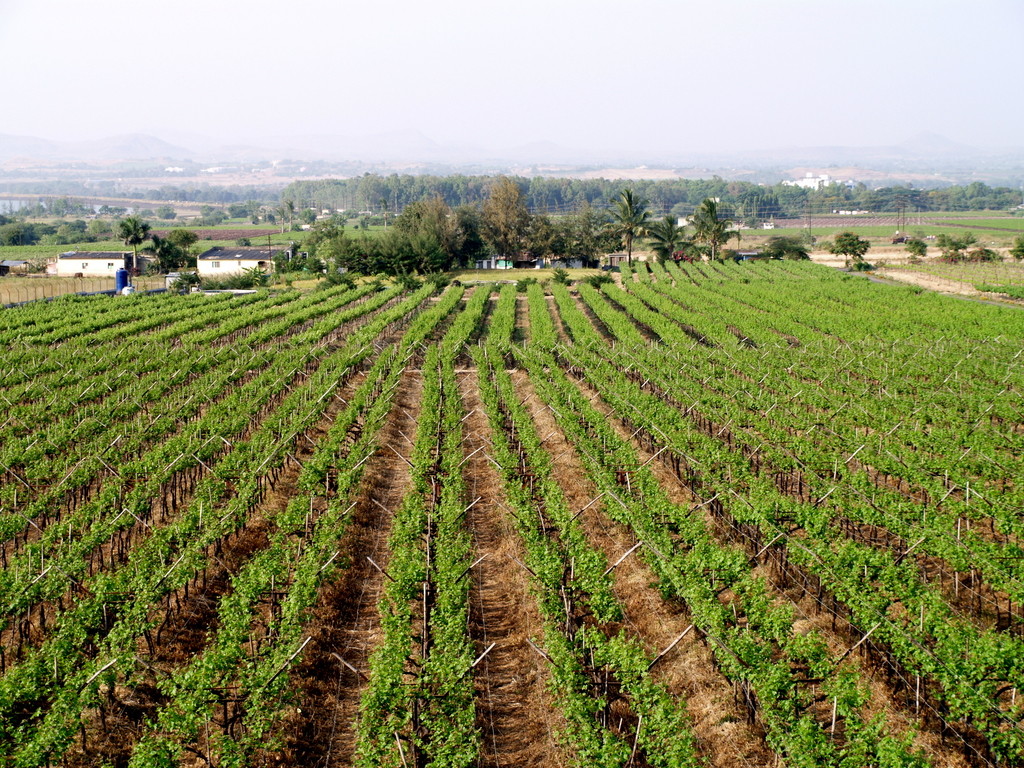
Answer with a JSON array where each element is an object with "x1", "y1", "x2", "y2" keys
[
  {"x1": 303, "y1": 182, "x2": 814, "y2": 276},
  {"x1": 282, "y1": 175, "x2": 1024, "y2": 222}
]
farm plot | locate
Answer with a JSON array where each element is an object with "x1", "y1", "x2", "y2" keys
[
  {"x1": 877, "y1": 261, "x2": 1024, "y2": 300},
  {"x1": 1, "y1": 263, "x2": 1023, "y2": 767}
]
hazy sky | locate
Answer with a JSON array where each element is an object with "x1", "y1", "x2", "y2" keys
[{"x1": 2, "y1": 0, "x2": 1020, "y2": 155}]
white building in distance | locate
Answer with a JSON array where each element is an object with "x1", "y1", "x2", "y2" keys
[
  {"x1": 782, "y1": 173, "x2": 833, "y2": 190},
  {"x1": 196, "y1": 246, "x2": 285, "y2": 276},
  {"x1": 52, "y1": 251, "x2": 141, "y2": 277}
]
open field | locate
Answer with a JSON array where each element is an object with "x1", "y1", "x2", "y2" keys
[
  {"x1": 743, "y1": 225, "x2": 1018, "y2": 246},
  {"x1": 0, "y1": 262, "x2": 1023, "y2": 767},
  {"x1": 935, "y1": 219, "x2": 1024, "y2": 232},
  {"x1": 0, "y1": 229, "x2": 306, "y2": 264},
  {"x1": 0, "y1": 224, "x2": 399, "y2": 269},
  {"x1": 741, "y1": 213, "x2": 1024, "y2": 247},
  {"x1": 872, "y1": 259, "x2": 1024, "y2": 301},
  {"x1": 884, "y1": 260, "x2": 1024, "y2": 287}
]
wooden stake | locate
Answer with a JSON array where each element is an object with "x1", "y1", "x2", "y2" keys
[
  {"x1": 472, "y1": 643, "x2": 496, "y2": 668},
  {"x1": 526, "y1": 638, "x2": 555, "y2": 665},
  {"x1": 834, "y1": 623, "x2": 881, "y2": 666},
  {"x1": 83, "y1": 659, "x2": 118, "y2": 689},
  {"x1": 395, "y1": 732, "x2": 409, "y2": 768},
  {"x1": 629, "y1": 714, "x2": 643, "y2": 764},
  {"x1": 367, "y1": 557, "x2": 396, "y2": 582},
  {"x1": 647, "y1": 625, "x2": 694, "y2": 671},
  {"x1": 603, "y1": 541, "x2": 643, "y2": 577},
  {"x1": 331, "y1": 652, "x2": 369, "y2": 681}
]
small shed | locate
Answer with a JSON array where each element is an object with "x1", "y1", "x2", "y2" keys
[{"x1": 0, "y1": 260, "x2": 28, "y2": 276}]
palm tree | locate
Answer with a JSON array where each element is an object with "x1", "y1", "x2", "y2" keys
[
  {"x1": 646, "y1": 215, "x2": 688, "y2": 263},
  {"x1": 608, "y1": 189, "x2": 650, "y2": 266},
  {"x1": 117, "y1": 215, "x2": 151, "y2": 272},
  {"x1": 690, "y1": 198, "x2": 739, "y2": 261},
  {"x1": 144, "y1": 234, "x2": 183, "y2": 272},
  {"x1": 277, "y1": 200, "x2": 296, "y2": 233}
]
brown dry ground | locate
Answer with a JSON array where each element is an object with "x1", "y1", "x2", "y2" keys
[
  {"x1": 275, "y1": 369, "x2": 422, "y2": 767},
  {"x1": 872, "y1": 268, "x2": 985, "y2": 296},
  {"x1": 513, "y1": 370, "x2": 777, "y2": 768},
  {"x1": 458, "y1": 370, "x2": 568, "y2": 768}
]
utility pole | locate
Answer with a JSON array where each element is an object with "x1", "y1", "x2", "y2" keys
[{"x1": 895, "y1": 195, "x2": 907, "y2": 234}]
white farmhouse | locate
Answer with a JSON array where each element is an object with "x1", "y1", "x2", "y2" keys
[
  {"x1": 196, "y1": 246, "x2": 285, "y2": 277},
  {"x1": 53, "y1": 251, "x2": 138, "y2": 277}
]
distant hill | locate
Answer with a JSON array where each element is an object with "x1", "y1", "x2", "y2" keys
[
  {"x1": 0, "y1": 132, "x2": 194, "y2": 163},
  {"x1": 0, "y1": 130, "x2": 1021, "y2": 186}
]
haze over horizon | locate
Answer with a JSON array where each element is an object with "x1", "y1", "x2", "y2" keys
[{"x1": 2, "y1": 0, "x2": 1021, "y2": 161}]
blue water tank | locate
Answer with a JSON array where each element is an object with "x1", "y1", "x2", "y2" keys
[{"x1": 115, "y1": 268, "x2": 129, "y2": 292}]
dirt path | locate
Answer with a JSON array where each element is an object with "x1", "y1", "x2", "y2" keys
[
  {"x1": 512, "y1": 370, "x2": 776, "y2": 768},
  {"x1": 280, "y1": 369, "x2": 421, "y2": 767},
  {"x1": 873, "y1": 267, "x2": 984, "y2": 296},
  {"x1": 458, "y1": 370, "x2": 567, "y2": 768}
]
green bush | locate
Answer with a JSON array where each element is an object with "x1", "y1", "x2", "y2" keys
[
  {"x1": 324, "y1": 270, "x2": 356, "y2": 289},
  {"x1": 584, "y1": 273, "x2": 614, "y2": 288},
  {"x1": 201, "y1": 266, "x2": 269, "y2": 290},
  {"x1": 397, "y1": 274, "x2": 422, "y2": 291},
  {"x1": 426, "y1": 273, "x2": 451, "y2": 291}
]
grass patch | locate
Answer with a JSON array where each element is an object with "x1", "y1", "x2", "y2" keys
[{"x1": 974, "y1": 283, "x2": 1024, "y2": 299}]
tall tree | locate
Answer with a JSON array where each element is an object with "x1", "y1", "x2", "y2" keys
[
  {"x1": 690, "y1": 198, "x2": 738, "y2": 261},
  {"x1": 1010, "y1": 236, "x2": 1024, "y2": 261},
  {"x1": 452, "y1": 205, "x2": 487, "y2": 267},
  {"x1": 524, "y1": 214, "x2": 565, "y2": 262},
  {"x1": 567, "y1": 201, "x2": 613, "y2": 266},
  {"x1": 278, "y1": 199, "x2": 296, "y2": 233},
  {"x1": 144, "y1": 235, "x2": 184, "y2": 272},
  {"x1": 608, "y1": 189, "x2": 650, "y2": 266},
  {"x1": 482, "y1": 177, "x2": 531, "y2": 262},
  {"x1": 828, "y1": 231, "x2": 872, "y2": 266},
  {"x1": 394, "y1": 196, "x2": 465, "y2": 270},
  {"x1": 166, "y1": 228, "x2": 199, "y2": 266},
  {"x1": 117, "y1": 215, "x2": 151, "y2": 271},
  {"x1": 645, "y1": 215, "x2": 688, "y2": 263}
]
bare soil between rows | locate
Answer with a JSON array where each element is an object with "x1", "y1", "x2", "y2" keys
[
  {"x1": 514, "y1": 370, "x2": 776, "y2": 768},
  {"x1": 459, "y1": 370, "x2": 567, "y2": 768},
  {"x1": 273, "y1": 369, "x2": 422, "y2": 767}
]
